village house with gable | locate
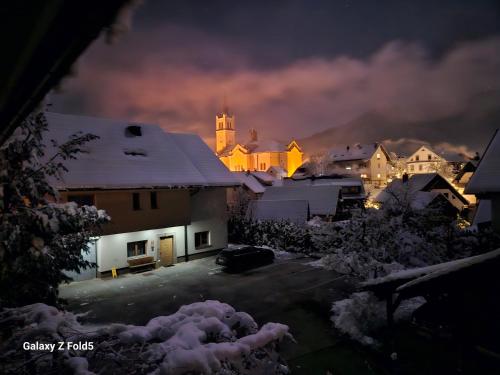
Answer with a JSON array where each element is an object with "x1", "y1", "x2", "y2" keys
[
  {"x1": 322, "y1": 143, "x2": 392, "y2": 185},
  {"x1": 44, "y1": 112, "x2": 239, "y2": 280}
]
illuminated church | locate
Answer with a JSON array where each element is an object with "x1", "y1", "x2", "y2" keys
[{"x1": 215, "y1": 106, "x2": 303, "y2": 177}]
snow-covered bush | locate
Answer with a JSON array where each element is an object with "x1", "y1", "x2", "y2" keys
[
  {"x1": 228, "y1": 216, "x2": 312, "y2": 253},
  {"x1": 316, "y1": 205, "x2": 500, "y2": 280},
  {"x1": 0, "y1": 112, "x2": 110, "y2": 307},
  {"x1": 0, "y1": 301, "x2": 293, "y2": 375},
  {"x1": 331, "y1": 292, "x2": 425, "y2": 346}
]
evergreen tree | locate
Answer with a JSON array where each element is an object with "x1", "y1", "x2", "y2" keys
[{"x1": 0, "y1": 112, "x2": 110, "y2": 307}]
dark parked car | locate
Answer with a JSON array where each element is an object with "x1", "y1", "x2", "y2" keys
[{"x1": 215, "y1": 246, "x2": 275, "y2": 271}]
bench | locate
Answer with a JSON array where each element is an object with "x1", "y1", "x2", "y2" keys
[{"x1": 127, "y1": 256, "x2": 156, "y2": 272}]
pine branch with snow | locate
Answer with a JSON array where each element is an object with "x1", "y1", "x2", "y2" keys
[{"x1": 0, "y1": 112, "x2": 110, "y2": 307}]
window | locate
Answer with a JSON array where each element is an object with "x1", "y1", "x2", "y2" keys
[
  {"x1": 260, "y1": 162, "x2": 266, "y2": 170},
  {"x1": 127, "y1": 240, "x2": 147, "y2": 257},
  {"x1": 378, "y1": 163, "x2": 381, "y2": 168},
  {"x1": 419, "y1": 165, "x2": 423, "y2": 171},
  {"x1": 150, "y1": 191, "x2": 158, "y2": 209},
  {"x1": 376, "y1": 153, "x2": 381, "y2": 160},
  {"x1": 195, "y1": 231, "x2": 210, "y2": 249},
  {"x1": 376, "y1": 173, "x2": 381, "y2": 179},
  {"x1": 410, "y1": 165, "x2": 414, "y2": 171},
  {"x1": 416, "y1": 155, "x2": 420, "y2": 161},
  {"x1": 428, "y1": 154, "x2": 432, "y2": 160},
  {"x1": 132, "y1": 193, "x2": 141, "y2": 210},
  {"x1": 67, "y1": 194, "x2": 94, "y2": 206}
]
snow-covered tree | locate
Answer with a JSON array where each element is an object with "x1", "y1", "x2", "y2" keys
[{"x1": 0, "y1": 112, "x2": 110, "y2": 307}]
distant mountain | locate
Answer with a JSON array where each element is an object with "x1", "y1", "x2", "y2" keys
[{"x1": 299, "y1": 107, "x2": 500, "y2": 158}]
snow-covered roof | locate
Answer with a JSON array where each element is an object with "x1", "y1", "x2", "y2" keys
[
  {"x1": 283, "y1": 177, "x2": 363, "y2": 187},
  {"x1": 245, "y1": 139, "x2": 287, "y2": 153},
  {"x1": 362, "y1": 248, "x2": 500, "y2": 292},
  {"x1": 261, "y1": 185, "x2": 340, "y2": 216},
  {"x1": 247, "y1": 199, "x2": 309, "y2": 224},
  {"x1": 251, "y1": 171, "x2": 277, "y2": 184},
  {"x1": 465, "y1": 129, "x2": 500, "y2": 194},
  {"x1": 44, "y1": 112, "x2": 239, "y2": 189},
  {"x1": 472, "y1": 199, "x2": 492, "y2": 226},
  {"x1": 375, "y1": 173, "x2": 467, "y2": 206},
  {"x1": 327, "y1": 143, "x2": 384, "y2": 162},
  {"x1": 396, "y1": 248, "x2": 500, "y2": 293},
  {"x1": 410, "y1": 191, "x2": 440, "y2": 210},
  {"x1": 232, "y1": 172, "x2": 266, "y2": 194}
]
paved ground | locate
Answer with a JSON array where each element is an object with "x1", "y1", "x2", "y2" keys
[{"x1": 60, "y1": 255, "x2": 378, "y2": 374}]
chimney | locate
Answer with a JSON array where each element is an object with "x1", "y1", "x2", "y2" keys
[
  {"x1": 402, "y1": 173, "x2": 409, "y2": 183},
  {"x1": 249, "y1": 129, "x2": 258, "y2": 142}
]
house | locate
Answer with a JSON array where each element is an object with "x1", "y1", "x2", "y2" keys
[
  {"x1": 453, "y1": 160, "x2": 478, "y2": 188},
  {"x1": 215, "y1": 106, "x2": 303, "y2": 177},
  {"x1": 323, "y1": 143, "x2": 392, "y2": 185},
  {"x1": 465, "y1": 129, "x2": 500, "y2": 232},
  {"x1": 44, "y1": 112, "x2": 239, "y2": 280},
  {"x1": 406, "y1": 145, "x2": 468, "y2": 175},
  {"x1": 376, "y1": 173, "x2": 469, "y2": 212},
  {"x1": 227, "y1": 172, "x2": 266, "y2": 213},
  {"x1": 247, "y1": 200, "x2": 310, "y2": 225},
  {"x1": 254, "y1": 185, "x2": 340, "y2": 221},
  {"x1": 406, "y1": 145, "x2": 447, "y2": 175}
]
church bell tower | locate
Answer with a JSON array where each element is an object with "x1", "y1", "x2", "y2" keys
[{"x1": 215, "y1": 103, "x2": 235, "y2": 154}]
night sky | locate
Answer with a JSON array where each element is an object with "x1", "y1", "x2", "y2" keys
[{"x1": 52, "y1": 0, "x2": 500, "y2": 154}]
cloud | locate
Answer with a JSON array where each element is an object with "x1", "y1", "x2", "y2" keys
[{"x1": 52, "y1": 31, "x2": 500, "y2": 151}]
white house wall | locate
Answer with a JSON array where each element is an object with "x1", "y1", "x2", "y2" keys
[{"x1": 96, "y1": 187, "x2": 229, "y2": 273}]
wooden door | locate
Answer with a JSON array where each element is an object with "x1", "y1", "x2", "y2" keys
[{"x1": 159, "y1": 236, "x2": 174, "y2": 266}]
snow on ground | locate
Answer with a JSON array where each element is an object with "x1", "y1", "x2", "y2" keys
[
  {"x1": 0, "y1": 300, "x2": 293, "y2": 375},
  {"x1": 331, "y1": 292, "x2": 425, "y2": 346}
]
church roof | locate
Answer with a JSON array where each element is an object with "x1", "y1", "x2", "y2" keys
[{"x1": 244, "y1": 139, "x2": 288, "y2": 153}]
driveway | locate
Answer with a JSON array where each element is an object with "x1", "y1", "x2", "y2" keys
[{"x1": 60, "y1": 255, "x2": 378, "y2": 374}]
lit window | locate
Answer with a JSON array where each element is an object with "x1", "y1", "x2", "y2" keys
[
  {"x1": 346, "y1": 166, "x2": 352, "y2": 170},
  {"x1": 127, "y1": 240, "x2": 147, "y2": 257},
  {"x1": 195, "y1": 231, "x2": 210, "y2": 249},
  {"x1": 132, "y1": 193, "x2": 141, "y2": 210},
  {"x1": 376, "y1": 153, "x2": 381, "y2": 160},
  {"x1": 377, "y1": 173, "x2": 381, "y2": 178}
]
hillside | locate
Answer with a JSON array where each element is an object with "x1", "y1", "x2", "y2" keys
[{"x1": 299, "y1": 108, "x2": 500, "y2": 157}]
